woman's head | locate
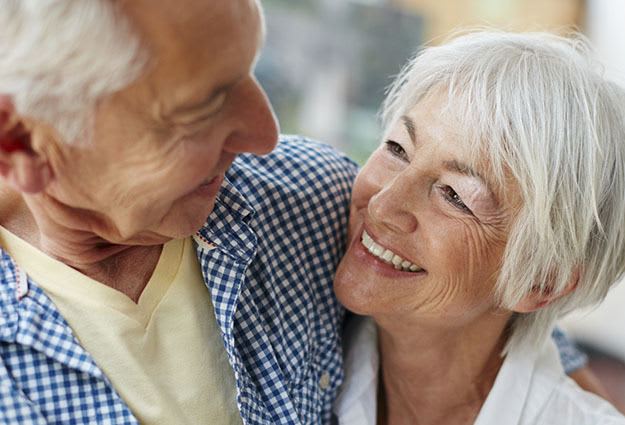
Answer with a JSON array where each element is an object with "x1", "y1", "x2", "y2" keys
[{"x1": 334, "y1": 30, "x2": 625, "y2": 351}]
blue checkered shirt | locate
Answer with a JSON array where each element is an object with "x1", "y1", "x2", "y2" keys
[{"x1": 0, "y1": 136, "x2": 586, "y2": 424}]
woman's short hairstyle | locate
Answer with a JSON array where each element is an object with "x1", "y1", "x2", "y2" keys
[
  {"x1": 382, "y1": 30, "x2": 625, "y2": 352},
  {"x1": 0, "y1": 0, "x2": 146, "y2": 144}
]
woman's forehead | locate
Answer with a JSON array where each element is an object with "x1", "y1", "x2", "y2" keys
[{"x1": 389, "y1": 92, "x2": 521, "y2": 209}]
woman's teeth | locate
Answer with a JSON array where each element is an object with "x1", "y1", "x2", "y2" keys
[{"x1": 361, "y1": 230, "x2": 422, "y2": 272}]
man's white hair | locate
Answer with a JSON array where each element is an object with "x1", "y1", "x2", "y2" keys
[
  {"x1": 0, "y1": 0, "x2": 146, "y2": 144},
  {"x1": 382, "y1": 30, "x2": 625, "y2": 352}
]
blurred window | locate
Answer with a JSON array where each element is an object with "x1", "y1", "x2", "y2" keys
[{"x1": 258, "y1": 0, "x2": 423, "y2": 163}]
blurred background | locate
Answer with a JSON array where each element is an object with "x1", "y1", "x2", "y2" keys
[
  {"x1": 258, "y1": 0, "x2": 625, "y2": 162},
  {"x1": 257, "y1": 0, "x2": 625, "y2": 410}
]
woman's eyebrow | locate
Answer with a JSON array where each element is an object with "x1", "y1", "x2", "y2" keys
[
  {"x1": 443, "y1": 159, "x2": 481, "y2": 179},
  {"x1": 401, "y1": 115, "x2": 417, "y2": 145},
  {"x1": 443, "y1": 159, "x2": 497, "y2": 198}
]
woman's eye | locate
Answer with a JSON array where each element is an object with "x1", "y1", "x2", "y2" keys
[
  {"x1": 384, "y1": 140, "x2": 408, "y2": 161},
  {"x1": 440, "y1": 185, "x2": 473, "y2": 214}
]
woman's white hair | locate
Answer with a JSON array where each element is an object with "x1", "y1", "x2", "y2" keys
[
  {"x1": 0, "y1": 0, "x2": 146, "y2": 144},
  {"x1": 382, "y1": 30, "x2": 625, "y2": 352}
]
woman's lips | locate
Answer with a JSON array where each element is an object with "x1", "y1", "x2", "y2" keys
[
  {"x1": 348, "y1": 224, "x2": 427, "y2": 279},
  {"x1": 361, "y1": 230, "x2": 422, "y2": 272}
]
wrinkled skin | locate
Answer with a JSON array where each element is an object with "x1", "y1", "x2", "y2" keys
[
  {"x1": 334, "y1": 91, "x2": 514, "y2": 327},
  {"x1": 33, "y1": 0, "x2": 278, "y2": 245},
  {"x1": 0, "y1": 0, "x2": 278, "y2": 299},
  {"x1": 334, "y1": 91, "x2": 521, "y2": 425}
]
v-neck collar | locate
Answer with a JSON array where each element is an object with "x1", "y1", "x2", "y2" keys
[{"x1": 0, "y1": 226, "x2": 185, "y2": 327}]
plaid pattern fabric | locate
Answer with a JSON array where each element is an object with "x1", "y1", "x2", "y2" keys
[
  {"x1": 552, "y1": 326, "x2": 588, "y2": 374},
  {"x1": 0, "y1": 137, "x2": 358, "y2": 425},
  {"x1": 0, "y1": 254, "x2": 136, "y2": 425},
  {"x1": 194, "y1": 137, "x2": 358, "y2": 424},
  {"x1": 0, "y1": 136, "x2": 586, "y2": 424}
]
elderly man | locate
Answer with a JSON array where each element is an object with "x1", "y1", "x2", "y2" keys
[
  {"x1": 0, "y1": 1, "x2": 356, "y2": 424},
  {"x1": 0, "y1": 1, "x2": 603, "y2": 424}
]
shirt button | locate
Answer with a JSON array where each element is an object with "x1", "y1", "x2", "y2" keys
[{"x1": 319, "y1": 372, "x2": 331, "y2": 390}]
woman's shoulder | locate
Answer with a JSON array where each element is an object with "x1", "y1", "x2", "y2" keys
[
  {"x1": 479, "y1": 335, "x2": 624, "y2": 425},
  {"x1": 530, "y1": 376, "x2": 625, "y2": 424},
  {"x1": 521, "y1": 338, "x2": 625, "y2": 425},
  {"x1": 231, "y1": 135, "x2": 359, "y2": 196}
]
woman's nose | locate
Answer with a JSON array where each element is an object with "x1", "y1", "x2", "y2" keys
[{"x1": 367, "y1": 181, "x2": 419, "y2": 234}]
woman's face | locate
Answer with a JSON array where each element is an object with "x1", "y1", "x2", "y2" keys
[{"x1": 334, "y1": 92, "x2": 519, "y2": 327}]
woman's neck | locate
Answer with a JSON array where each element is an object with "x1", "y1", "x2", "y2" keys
[{"x1": 375, "y1": 313, "x2": 511, "y2": 425}]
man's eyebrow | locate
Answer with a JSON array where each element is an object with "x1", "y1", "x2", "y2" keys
[{"x1": 401, "y1": 115, "x2": 416, "y2": 145}]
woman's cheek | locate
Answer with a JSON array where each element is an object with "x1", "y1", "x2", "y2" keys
[{"x1": 357, "y1": 152, "x2": 401, "y2": 193}]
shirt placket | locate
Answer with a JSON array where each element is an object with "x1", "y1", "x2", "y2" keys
[{"x1": 195, "y1": 180, "x2": 303, "y2": 425}]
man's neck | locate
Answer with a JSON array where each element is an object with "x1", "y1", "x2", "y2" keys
[
  {"x1": 0, "y1": 188, "x2": 163, "y2": 302},
  {"x1": 375, "y1": 313, "x2": 510, "y2": 425}
]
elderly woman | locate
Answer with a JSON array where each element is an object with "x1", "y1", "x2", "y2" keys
[{"x1": 333, "y1": 31, "x2": 625, "y2": 424}]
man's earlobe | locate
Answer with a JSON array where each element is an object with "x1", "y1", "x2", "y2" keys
[
  {"x1": 512, "y1": 269, "x2": 580, "y2": 313},
  {"x1": 0, "y1": 96, "x2": 54, "y2": 194}
]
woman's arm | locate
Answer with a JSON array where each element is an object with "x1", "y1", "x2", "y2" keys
[
  {"x1": 568, "y1": 367, "x2": 611, "y2": 398},
  {"x1": 554, "y1": 328, "x2": 623, "y2": 413}
]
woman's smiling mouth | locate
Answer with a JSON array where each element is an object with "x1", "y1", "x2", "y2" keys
[{"x1": 361, "y1": 230, "x2": 424, "y2": 273}]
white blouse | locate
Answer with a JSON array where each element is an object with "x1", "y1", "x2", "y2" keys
[{"x1": 332, "y1": 316, "x2": 625, "y2": 425}]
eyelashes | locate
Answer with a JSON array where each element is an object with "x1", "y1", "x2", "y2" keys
[
  {"x1": 438, "y1": 185, "x2": 473, "y2": 214},
  {"x1": 383, "y1": 139, "x2": 473, "y2": 215},
  {"x1": 384, "y1": 140, "x2": 408, "y2": 161}
]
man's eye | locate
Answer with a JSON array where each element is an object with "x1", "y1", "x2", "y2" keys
[
  {"x1": 176, "y1": 92, "x2": 228, "y2": 127},
  {"x1": 384, "y1": 140, "x2": 408, "y2": 161},
  {"x1": 205, "y1": 92, "x2": 228, "y2": 115},
  {"x1": 440, "y1": 185, "x2": 473, "y2": 214}
]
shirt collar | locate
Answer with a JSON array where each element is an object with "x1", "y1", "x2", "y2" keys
[
  {"x1": 333, "y1": 315, "x2": 379, "y2": 425},
  {"x1": 196, "y1": 174, "x2": 257, "y2": 263},
  {"x1": 0, "y1": 249, "x2": 104, "y2": 379},
  {"x1": 334, "y1": 316, "x2": 560, "y2": 425},
  {"x1": 475, "y1": 336, "x2": 562, "y2": 425},
  {"x1": 474, "y1": 342, "x2": 540, "y2": 425}
]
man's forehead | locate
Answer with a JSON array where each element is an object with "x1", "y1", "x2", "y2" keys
[
  {"x1": 120, "y1": 0, "x2": 262, "y2": 48},
  {"x1": 110, "y1": 0, "x2": 264, "y2": 122},
  {"x1": 118, "y1": 0, "x2": 263, "y2": 83}
]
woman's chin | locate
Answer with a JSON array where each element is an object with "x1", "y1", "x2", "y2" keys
[{"x1": 334, "y1": 260, "x2": 378, "y2": 316}]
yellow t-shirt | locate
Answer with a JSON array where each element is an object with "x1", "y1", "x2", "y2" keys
[{"x1": 0, "y1": 228, "x2": 242, "y2": 425}]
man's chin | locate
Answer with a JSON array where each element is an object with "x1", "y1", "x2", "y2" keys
[
  {"x1": 110, "y1": 198, "x2": 218, "y2": 245},
  {"x1": 164, "y1": 198, "x2": 218, "y2": 239}
]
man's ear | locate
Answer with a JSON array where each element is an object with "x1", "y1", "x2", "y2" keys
[
  {"x1": 0, "y1": 95, "x2": 53, "y2": 194},
  {"x1": 512, "y1": 268, "x2": 580, "y2": 313}
]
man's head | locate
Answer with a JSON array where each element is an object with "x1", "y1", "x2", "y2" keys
[{"x1": 0, "y1": 0, "x2": 278, "y2": 244}]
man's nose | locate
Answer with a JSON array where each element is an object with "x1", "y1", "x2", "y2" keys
[{"x1": 224, "y1": 77, "x2": 279, "y2": 155}]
